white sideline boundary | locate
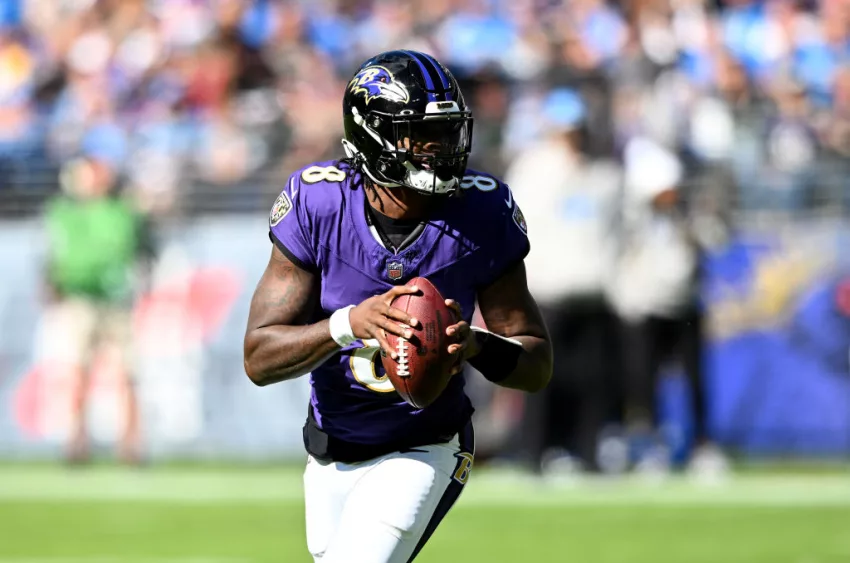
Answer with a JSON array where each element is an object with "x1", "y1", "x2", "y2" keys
[{"x1": 0, "y1": 467, "x2": 848, "y2": 507}]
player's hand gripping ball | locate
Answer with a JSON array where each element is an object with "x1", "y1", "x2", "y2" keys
[{"x1": 382, "y1": 277, "x2": 459, "y2": 409}]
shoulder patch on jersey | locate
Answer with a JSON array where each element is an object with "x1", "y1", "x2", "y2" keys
[
  {"x1": 269, "y1": 191, "x2": 293, "y2": 227},
  {"x1": 512, "y1": 204, "x2": 528, "y2": 235}
]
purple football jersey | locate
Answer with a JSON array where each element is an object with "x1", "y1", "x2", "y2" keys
[{"x1": 268, "y1": 160, "x2": 529, "y2": 446}]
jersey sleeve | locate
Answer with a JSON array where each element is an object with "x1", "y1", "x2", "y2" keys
[
  {"x1": 268, "y1": 172, "x2": 319, "y2": 272},
  {"x1": 478, "y1": 178, "x2": 530, "y2": 287}
]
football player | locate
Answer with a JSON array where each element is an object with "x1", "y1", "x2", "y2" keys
[{"x1": 243, "y1": 50, "x2": 553, "y2": 563}]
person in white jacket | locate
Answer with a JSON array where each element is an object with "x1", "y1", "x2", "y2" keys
[
  {"x1": 507, "y1": 88, "x2": 621, "y2": 473},
  {"x1": 607, "y1": 136, "x2": 728, "y2": 476}
]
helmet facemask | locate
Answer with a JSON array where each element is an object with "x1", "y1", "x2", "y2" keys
[{"x1": 344, "y1": 103, "x2": 473, "y2": 196}]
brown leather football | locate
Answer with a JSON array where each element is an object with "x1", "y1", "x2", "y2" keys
[{"x1": 383, "y1": 277, "x2": 457, "y2": 409}]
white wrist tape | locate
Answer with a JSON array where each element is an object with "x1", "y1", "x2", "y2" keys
[{"x1": 329, "y1": 305, "x2": 357, "y2": 347}]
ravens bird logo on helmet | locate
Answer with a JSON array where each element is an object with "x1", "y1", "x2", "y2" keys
[{"x1": 348, "y1": 66, "x2": 410, "y2": 105}]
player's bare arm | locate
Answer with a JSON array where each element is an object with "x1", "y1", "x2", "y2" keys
[
  {"x1": 445, "y1": 261, "x2": 552, "y2": 393},
  {"x1": 243, "y1": 246, "x2": 420, "y2": 386},
  {"x1": 243, "y1": 246, "x2": 330, "y2": 386}
]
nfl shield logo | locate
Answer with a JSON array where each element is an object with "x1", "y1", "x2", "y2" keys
[{"x1": 387, "y1": 261, "x2": 404, "y2": 281}]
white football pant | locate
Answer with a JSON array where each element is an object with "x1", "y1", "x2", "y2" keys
[{"x1": 303, "y1": 424, "x2": 474, "y2": 563}]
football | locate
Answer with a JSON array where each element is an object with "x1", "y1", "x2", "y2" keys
[{"x1": 383, "y1": 277, "x2": 457, "y2": 409}]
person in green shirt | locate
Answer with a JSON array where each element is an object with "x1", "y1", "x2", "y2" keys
[{"x1": 43, "y1": 154, "x2": 154, "y2": 465}]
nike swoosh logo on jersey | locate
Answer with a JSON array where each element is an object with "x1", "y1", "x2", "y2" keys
[
  {"x1": 289, "y1": 177, "x2": 298, "y2": 199},
  {"x1": 504, "y1": 187, "x2": 513, "y2": 209}
]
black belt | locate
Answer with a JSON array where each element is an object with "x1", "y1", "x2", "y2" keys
[{"x1": 303, "y1": 404, "x2": 468, "y2": 464}]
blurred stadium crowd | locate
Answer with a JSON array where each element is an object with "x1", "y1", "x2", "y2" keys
[
  {"x1": 0, "y1": 0, "x2": 846, "y2": 214},
  {"x1": 1, "y1": 0, "x2": 849, "y2": 474}
]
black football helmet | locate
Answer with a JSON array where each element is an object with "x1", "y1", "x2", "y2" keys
[{"x1": 342, "y1": 50, "x2": 473, "y2": 196}]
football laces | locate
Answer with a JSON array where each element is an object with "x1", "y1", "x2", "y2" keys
[{"x1": 396, "y1": 330, "x2": 410, "y2": 377}]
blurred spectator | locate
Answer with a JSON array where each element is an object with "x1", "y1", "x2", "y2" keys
[
  {"x1": 466, "y1": 70, "x2": 511, "y2": 177},
  {"x1": 821, "y1": 66, "x2": 850, "y2": 159},
  {"x1": 507, "y1": 88, "x2": 621, "y2": 474},
  {"x1": 437, "y1": 0, "x2": 518, "y2": 76},
  {"x1": 42, "y1": 153, "x2": 154, "y2": 465},
  {"x1": 607, "y1": 136, "x2": 724, "y2": 475}
]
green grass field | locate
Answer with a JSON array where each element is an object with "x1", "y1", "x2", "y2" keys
[{"x1": 0, "y1": 466, "x2": 848, "y2": 563}]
